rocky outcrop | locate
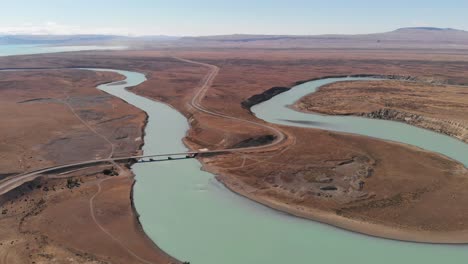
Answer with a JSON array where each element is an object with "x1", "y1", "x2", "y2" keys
[
  {"x1": 241, "y1": 86, "x2": 289, "y2": 110},
  {"x1": 358, "y1": 108, "x2": 467, "y2": 143},
  {"x1": 294, "y1": 74, "x2": 418, "y2": 86},
  {"x1": 231, "y1": 135, "x2": 276, "y2": 148}
]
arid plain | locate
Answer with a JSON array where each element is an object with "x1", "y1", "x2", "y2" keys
[{"x1": 1, "y1": 31, "x2": 468, "y2": 263}]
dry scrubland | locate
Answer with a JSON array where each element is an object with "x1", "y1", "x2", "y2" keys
[
  {"x1": 0, "y1": 46, "x2": 468, "y2": 262},
  {"x1": 0, "y1": 69, "x2": 178, "y2": 263}
]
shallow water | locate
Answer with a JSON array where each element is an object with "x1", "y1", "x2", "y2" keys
[{"x1": 93, "y1": 70, "x2": 468, "y2": 264}]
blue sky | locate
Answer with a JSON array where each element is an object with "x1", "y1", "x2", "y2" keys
[{"x1": 1, "y1": 0, "x2": 467, "y2": 36}]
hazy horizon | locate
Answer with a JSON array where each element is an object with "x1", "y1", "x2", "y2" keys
[
  {"x1": 0, "y1": 27, "x2": 466, "y2": 38},
  {"x1": 1, "y1": 0, "x2": 467, "y2": 36}
]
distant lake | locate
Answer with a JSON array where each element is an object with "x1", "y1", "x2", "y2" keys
[{"x1": 0, "y1": 44, "x2": 127, "y2": 57}]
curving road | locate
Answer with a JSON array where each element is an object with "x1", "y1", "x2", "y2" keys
[
  {"x1": 0, "y1": 60, "x2": 292, "y2": 264},
  {"x1": 173, "y1": 57, "x2": 286, "y2": 147},
  {"x1": 0, "y1": 58, "x2": 289, "y2": 196},
  {"x1": 0, "y1": 59, "x2": 292, "y2": 263},
  {"x1": 0, "y1": 57, "x2": 292, "y2": 263}
]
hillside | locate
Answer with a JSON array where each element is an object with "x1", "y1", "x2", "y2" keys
[
  {"x1": 178, "y1": 27, "x2": 468, "y2": 49},
  {"x1": 1, "y1": 27, "x2": 467, "y2": 49}
]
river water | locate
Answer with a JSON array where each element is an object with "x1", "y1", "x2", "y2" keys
[
  {"x1": 251, "y1": 77, "x2": 468, "y2": 167},
  {"x1": 95, "y1": 70, "x2": 468, "y2": 264},
  {"x1": 2, "y1": 45, "x2": 467, "y2": 263}
]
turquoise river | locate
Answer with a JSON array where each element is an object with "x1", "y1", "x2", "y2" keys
[
  {"x1": 97, "y1": 70, "x2": 467, "y2": 264},
  {"x1": 1, "y1": 45, "x2": 467, "y2": 264}
]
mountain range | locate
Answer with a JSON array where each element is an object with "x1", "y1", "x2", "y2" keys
[{"x1": 1, "y1": 27, "x2": 467, "y2": 49}]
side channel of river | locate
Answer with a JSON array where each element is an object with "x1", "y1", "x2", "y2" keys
[
  {"x1": 93, "y1": 69, "x2": 468, "y2": 264},
  {"x1": 251, "y1": 77, "x2": 468, "y2": 167}
]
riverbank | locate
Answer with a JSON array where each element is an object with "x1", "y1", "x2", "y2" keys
[
  {"x1": 199, "y1": 118, "x2": 468, "y2": 243},
  {"x1": 125, "y1": 53, "x2": 468, "y2": 245},
  {"x1": 170, "y1": 58, "x2": 468, "y2": 244},
  {"x1": 218, "y1": 176, "x2": 468, "y2": 244},
  {"x1": 123, "y1": 81, "x2": 184, "y2": 264},
  {"x1": 0, "y1": 69, "x2": 178, "y2": 263},
  {"x1": 179, "y1": 79, "x2": 468, "y2": 244}
]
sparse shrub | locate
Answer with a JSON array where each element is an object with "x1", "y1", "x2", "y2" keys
[{"x1": 66, "y1": 178, "x2": 81, "y2": 189}]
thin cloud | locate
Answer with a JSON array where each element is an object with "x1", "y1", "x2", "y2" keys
[{"x1": 0, "y1": 22, "x2": 131, "y2": 36}]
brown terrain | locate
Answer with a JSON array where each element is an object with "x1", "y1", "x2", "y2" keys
[
  {"x1": 1, "y1": 34, "x2": 468, "y2": 263},
  {"x1": 295, "y1": 80, "x2": 468, "y2": 142},
  {"x1": 0, "y1": 70, "x2": 180, "y2": 263},
  {"x1": 165, "y1": 49, "x2": 468, "y2": 242}
]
